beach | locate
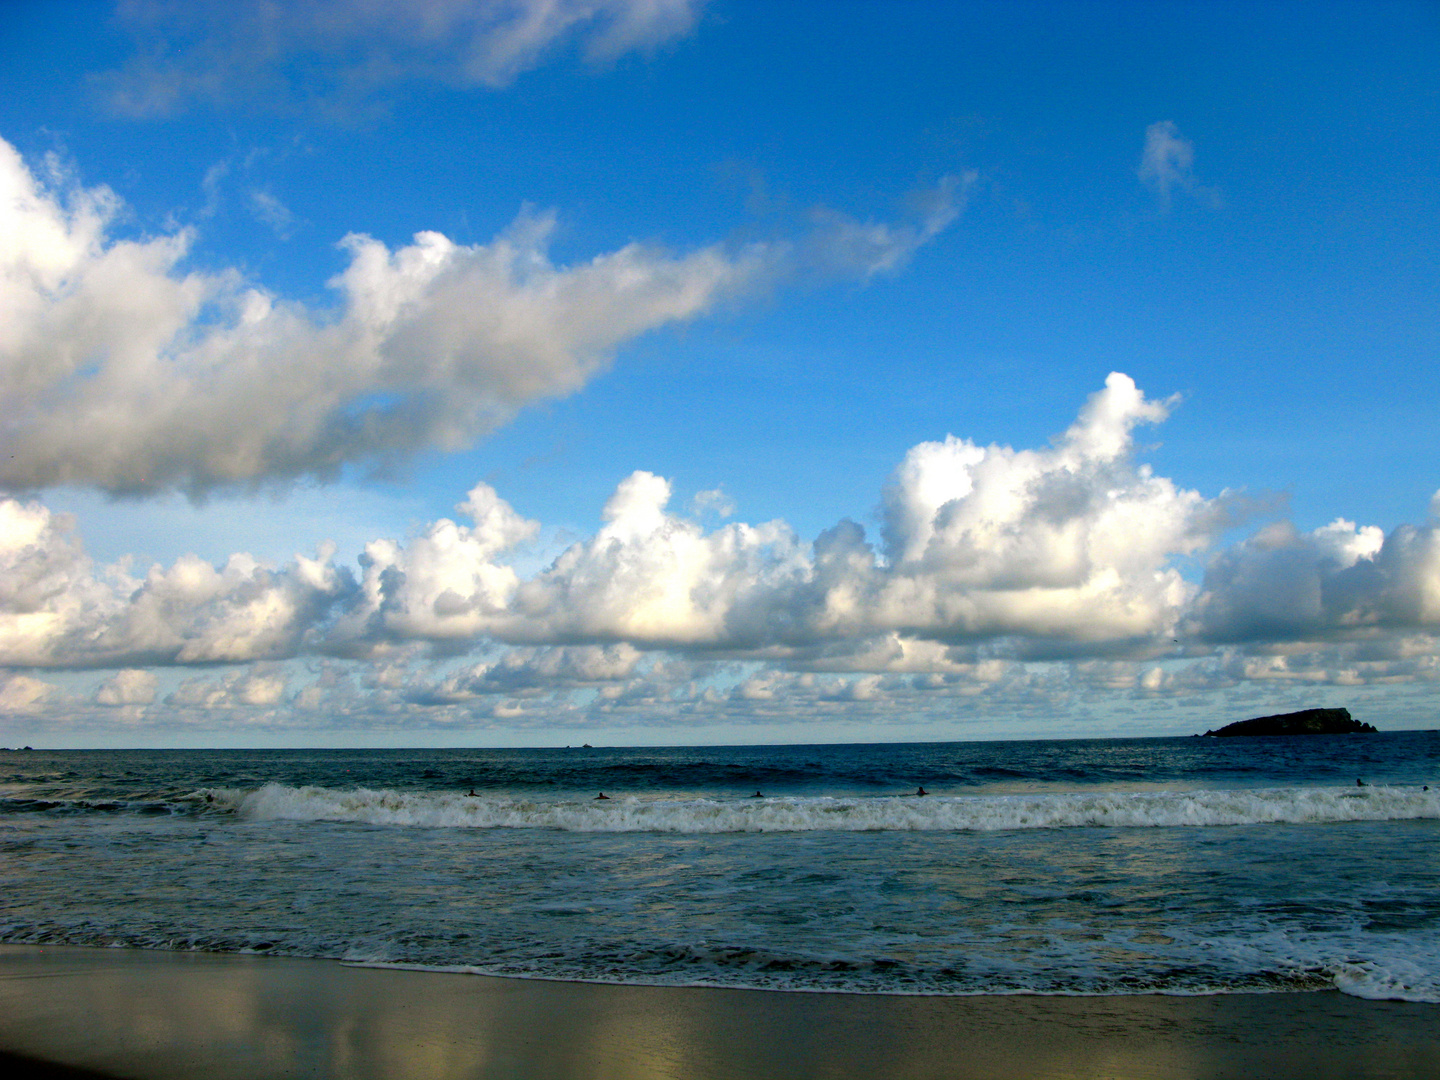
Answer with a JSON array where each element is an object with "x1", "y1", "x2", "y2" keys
[{"x1": 1, "y1": 945, "x2": 1437, "y2": 1080}]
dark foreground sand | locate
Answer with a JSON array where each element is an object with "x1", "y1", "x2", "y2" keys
[{"x1": 1, "y1": 945, "x2": 1436, "y2": 1080}]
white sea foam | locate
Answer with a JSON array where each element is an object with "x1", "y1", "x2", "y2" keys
[
  {"x1": 1209, "y1": 927, "x2": 1440, "y2": 1003},
  {"x1": 1329, "y1": 956, "x2": 1440, "y2": 1002},
  {"x1": 338, "y1": 920, "x2": 1440, "y2": 1003},
  {"x1": 219, "y1": 783, "x2": 1440, "y2": 833}
]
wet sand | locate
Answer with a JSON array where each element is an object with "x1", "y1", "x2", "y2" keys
[{"x1": 0, "y1": 944, "x2": 1436, "y2": 1079}]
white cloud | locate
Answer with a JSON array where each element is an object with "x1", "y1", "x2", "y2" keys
[
  {"x1": 1190, "y1": 516, "x2": 1440, "y2": 644},
  {"x1": 97, "y1": 0, "x2": 708, "y2": 117},
  {"x1": 0, "y1": 137, "x2": 956, "y2": 497},
  {"x1": 331, "y1": 483, "x2": 538, "y2": 648},
  {"x1": 0, "y1": 497, "x2": 128, "y2": 667},
  {"x1": 863, "y1": 373, "x2": 1212, "y2": 647},
  {"x1": 0, "y1": 673, "x2": 58, "y2": 713},
  {"x1": 344, "y1": 377, "x2": 1213, "y2": 656},
  {"x1": 6, "y1": 373, "x2": 1440, "y2": 736},
  {"x1": 0, "y1": 495, "x2": 350, "y2": 667},
  {"x1": 112, "y1": 547, "x2": 351, "y2": 664},
  {"x1": 0, "y1": 371, "x2": 1372, "y2": 671},
  {"x1": 510, "y1": 471, "x2": 813, "y2": 647},
  {"x1": 167, "y1": 668, "x2": 288, "y2": 709},
  {"x1": 95, "y1": 668, "x2": 158, "y2": 705}
]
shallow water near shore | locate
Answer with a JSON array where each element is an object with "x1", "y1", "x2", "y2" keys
[{"x1": 2, "y1": 733, "x2": 1438, "y2": 1000}]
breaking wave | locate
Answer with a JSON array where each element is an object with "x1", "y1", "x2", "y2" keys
[{"x1": 216, "y1": 783, "x2": 1440, "y2": 833}]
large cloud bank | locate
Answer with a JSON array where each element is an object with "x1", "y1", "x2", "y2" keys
[
  {"x1": 4, "y1": 373, "x2": 1438, "y2": 731},
  {"x1": 99, "y1": 0, "x2": 708, "y2": 116},
  {"x1": 0, "y1": 136, "x2": 957, "y2": 496}
]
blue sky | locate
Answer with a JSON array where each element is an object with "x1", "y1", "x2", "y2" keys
[{"x1": 1, "y1": 0, "x2": 1437, "y2": 747}]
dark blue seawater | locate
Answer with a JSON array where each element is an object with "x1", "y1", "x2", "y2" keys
[{"x1": 1, "y1": 733, "x2": 1437, "y2": 999}]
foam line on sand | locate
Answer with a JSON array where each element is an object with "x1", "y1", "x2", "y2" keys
[{"x1": 1, "y1": 945, "x2": 1436, "y2": 1079}]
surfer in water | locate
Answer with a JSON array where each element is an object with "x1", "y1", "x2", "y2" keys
[
  {"x1": 916, "y1": 786, "x2": 927, "y2": 797},
  {"x1": 466, "y1": 788, "x2": 477, "y2": 797},
  {"x1": 750, "y1": 791, "x2": 763, "y2": 798},
  {"x1": 595, "y1": 792, "x2": 610, "y2": 800}
]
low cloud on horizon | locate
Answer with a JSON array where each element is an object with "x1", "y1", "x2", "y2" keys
[{"x1": 3, "y1": 372, "x2": 1437, "y2": 740}]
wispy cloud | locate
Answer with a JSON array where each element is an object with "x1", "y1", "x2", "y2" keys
[
  {"x1": 1138, "y1": 120, "x2": 1217, "y2": 210},
  {"x1": 95, "y1": 0, "x2": 707, "y2": 118},
  {"x1": 249, "y1": 189, "x2": 297, "y2": 238}
]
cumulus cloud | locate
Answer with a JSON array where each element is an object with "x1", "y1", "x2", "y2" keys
[
  {"x1": 97, "y1": 0, "x2": 707, "y2": 117},
  {"x1": 167, "y1": 668, "x2": 288, "y2": 709},
  {"x1": 0, "y1": 498, "x2": 127, "y2": 667},
  {"x1": 1189, "y1": 516, "x2": 1440, "y2": 644},
  {"x1": 0, "y1": 137, "x2": 957, "y2": 497},
  {"x1": 342, "y1": 376, "x2": 1218, "y2": 657},
  {"x1": 0, "y1": 494, "x2": 351, "y2": 668},
  {"x1": 0, "y1": 371, "x2": 1230, "y2": 670},
  {"x1": 5, "y1": 372, "x2": 1440, "y2": 733},
  {"x1": 330, "y1": 482, "x2": 538, "y2": 649},
  {"x1": 95, "y1": 668, "x2": 159, "y2": 705},
  {"x1": 509, "y1": 471, "x2": 814, "y2": 646},
  {"x1": 0, "y1": 673, "x2": 58, "y2": 713},
  {"x1": 0, "y1": 139, "x2": 746, "y2": 494},
  {"x1": 865, "y1": 372, "x2": 1210, "y2": 647}
]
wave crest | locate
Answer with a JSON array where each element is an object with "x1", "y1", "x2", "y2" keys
[{"x1": 214, "y1": 784, "x2": 1440, "y2": 834}]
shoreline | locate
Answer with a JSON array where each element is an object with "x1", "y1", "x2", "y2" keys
[{"x1": 2, "y1": 945, "x2": 1438, "y2": 1079}]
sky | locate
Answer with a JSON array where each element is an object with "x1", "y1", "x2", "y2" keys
[{"x1": 1, "y1": 0, "x2": 1438, "y2": 748}]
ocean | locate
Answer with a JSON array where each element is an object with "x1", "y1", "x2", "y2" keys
[{"x1": 2, "y1": 733, "x2": 1437, "y2": 1002}]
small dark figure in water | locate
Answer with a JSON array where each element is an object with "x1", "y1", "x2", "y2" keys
[
  {"x1": 1357, "y1": 778, "x2": 1365, "y2": 787},
  {"x1": 466, "y1": 788, "x2": 477, "y2": 797},
  {"x1": 595, "y1": 792, "x2": 609, "y2": 800},
  {"x1": 750, "y1": 791, "x2": 763, "y2": 798},
  {"x1": 916, "y1": 786, "x2": 927, "y2": 797}
]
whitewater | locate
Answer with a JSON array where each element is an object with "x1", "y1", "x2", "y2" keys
[
  {"x1": 226, "y1": 782, "x2": 1439, "y2": 832},
  {"x1": 3, "y1": 732, "x2": 1438, "y2": 1001}
]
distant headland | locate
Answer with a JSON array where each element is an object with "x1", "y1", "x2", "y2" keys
[{"x1": 1200, "y1": 708, "x2": 1377, "y2": 737}]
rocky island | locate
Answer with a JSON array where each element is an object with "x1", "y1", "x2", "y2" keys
[{"x1": 1201, "y1": 708, "x2": 1377, "y2": 737}]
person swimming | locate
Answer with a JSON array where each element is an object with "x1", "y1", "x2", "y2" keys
[
  {"x1": 916, "y1": 786, "x2": 927, "y2": 797},
  {"x1": 595, "y1": 792, "x2": 609, "y2": 800},
  {"x1": 750, "y1": 791, "x2": 763, "y2": 798},
  {"x1": 466, "y1": 788, "x2": 477, "y2": 797}
]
